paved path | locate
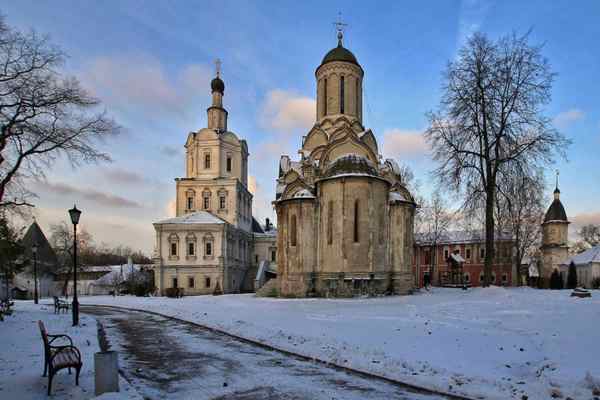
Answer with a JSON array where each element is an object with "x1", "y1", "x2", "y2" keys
[{"x1": 82, "y1": 306, "x2": 450, "y2": 400}]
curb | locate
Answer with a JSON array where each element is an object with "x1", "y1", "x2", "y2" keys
[{"x1": 82, "y1": 303, "x2": 476, "y2": 400}]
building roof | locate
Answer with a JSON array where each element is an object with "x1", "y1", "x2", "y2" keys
[
  {"x1": 544, "y1": 199, "x2": 568, "y2": 223},
  {"x1": 155, "y1": 211, "x2": 226, "y2": 225},
  {"x1": 211, "y1": 76, "x2": 224, "y2": 93},
  {"x1": 323, "y1": 154, "x2": 379, "y2": 179},
  {"x1": 21, "y1": 221, "x2": 58, "y2": 271},
  {"x1": 564, "y1": 245, "x2": 600, "y2": 266},
  {"x1": 415, "y1": 230, "x2": 514, "y2": 246},
  {"x1": 320, "y1": 38, "x2": 360, "y2": 67}
]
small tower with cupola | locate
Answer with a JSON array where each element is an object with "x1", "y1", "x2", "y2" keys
[{"x1": 540, "y1": 172, "x2": 569, "y2": 286}]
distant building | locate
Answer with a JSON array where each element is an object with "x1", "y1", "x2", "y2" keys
[
  {"x1": 540, "y1": 183, "x2": 570, "y2": 286},
  {"x1": 413, "y1": 230, "x2": 515, "y2": 288},
  {"x1": 151, "y1": 67, "x2": 276, "y2": 296},
  {"x1": 560, "y1": 246, "x2": 600, "y2": 288},
  {"x1": 274, "y1": 30, "x2": 416, "y2": 297}
]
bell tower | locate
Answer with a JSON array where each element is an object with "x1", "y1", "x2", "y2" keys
[
  {"x1": 207, "y1": 59, "x2": 227, "y2": 131},
  {"x1": 540, "y1": 171, "x2": 570, "y2": 285},
  {"x1": 315, "y1": 18, "x2": 364, "y2": 124}
]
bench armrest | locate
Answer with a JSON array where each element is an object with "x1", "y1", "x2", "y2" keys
[{"x1": 48, "y1": 334, "x2": 74, "y2": 346}]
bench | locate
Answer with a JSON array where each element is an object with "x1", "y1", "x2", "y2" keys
[
  {"x1": 38, "y1": 320, "x2": 82, "y2": 395},
  {"x1": 53, "y1": 296, "x2": 71, "y2": 314}
]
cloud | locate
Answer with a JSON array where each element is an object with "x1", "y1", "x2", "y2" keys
[
  {"x1": 553, "y1": 109, "x2": 585, "y2": 130},
  {"x1": 259, "y1": 90, "x2": 315, "y2": 135},
  {"x1": 165, "y1": 198, "x2": 176, "y2": 217},
  {"x1": 160, "y1": 145, "x2": 182, "y2": 158},
  {"x1": 570, "y1": 212, "x2": 600, "y2": 237},
  {"x1": 248, "y1": 175, "x2": 274, "y2": 226},
  {"x1": 382, "y1": 129, "x2": 429, "y2": 159},
  {"x1": 36, "y1": 180, "x2": 143, "y2": 209},
  {"x1": 80, "y1": 54, "x2": 212, "y2": 115},
  {"x1": 103, "y1": 168, "x2": 146, "y2": 185}
]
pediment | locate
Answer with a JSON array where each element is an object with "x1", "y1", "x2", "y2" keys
[
  {"x1": 302, "y1": 126, "x2": 328, "y2": 152},
  {"x1": 320, "y1": 132, "x2": 378, "y2": 169},
  {"x1": 280, "y1": 178, "x2": 314, "y2": 201}
]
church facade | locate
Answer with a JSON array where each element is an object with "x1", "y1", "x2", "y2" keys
[
  {"x1": 152, "y1": 70, "x2": 276, "y2": 296},
  {"x1": 274, "y1": 32, "x2": 417, "y2": 297}
]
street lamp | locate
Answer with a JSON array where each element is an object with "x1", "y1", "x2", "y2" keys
[
  {"x1": 32, "y1": 243, "x2": 38, "y2": 304},
  {"x1": 69, "y1": 205, "x2": 82, "y2": 326}
]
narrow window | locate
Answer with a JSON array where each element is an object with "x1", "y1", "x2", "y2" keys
[
  {"x1": 204, "y1": 153, "x2": 211, "y2": 169},
  {"x1": 271, "y1": 250, "x2": 276, "y2": 262},
  {"x1": 466, "y1": 248, "x2": 471, "y2": 259},
  {"x1": 255, "y1": 254, "x2": 258, "y2": 263},
  {"x1": 188, "y1": 242, "x2": 195, "y2": 256},
  {"x1": 327, "y1": 200, "x2": 333, "y2": 245},
  {"x1": 203, "y1": 195, "x2": 210, "y2": 210},
  {"x1": 323, "y1": 78, "x2": 328, "y2": 115},
  {"x1": 290, "y1": 215, "x2": 297, "y2": 247},
  {"x1": 205, "y1": 242, "x2": 212, "y2": 256},
  {"x1": 424, "y1": 249, "x2": 431, "y2": 265},
  {"x1": 444, "y1": 249, "x2": 449, "y2": 259},
  {"x1": 205, "y1": 277, "x2": 211, "y2": 288},
  {"x1": 340, "y1": 76, "x2": 345, "y2": 114},
  {"x1": 353, "y1": 199, "x2": 359, "y2": 243},
  {"x1": 226, "y1": 156, "x2": 232, "y2": 172},
  {"x1": 187, "y1": 196, "x2": 194, "y2": 210},
  {"x1": 480, "y1": 248, "x2": 485, "y2": 260},
  {"x1": 188, "y1": 277, "x2": 195, "y2": 288},
  {"x1": 219, "y1": 196, "x2": 226, "y2": 209},
  {"x1": 172, "y1": 277, "x2": 178, "y2": 288},
  {"x1": 171, "y1": 242, "x2": 177, "y2": 256}
]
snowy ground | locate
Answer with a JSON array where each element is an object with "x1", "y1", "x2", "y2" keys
[
  {"x1": 78, "y1": 287, "x2": 600, "y2": 400},
  {"x1": 0, "y1": 301, "x2": 142, "y2": 400}
]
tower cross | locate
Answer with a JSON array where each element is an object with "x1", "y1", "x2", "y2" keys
[
  {"x1": 332, "y1": 12, "x2": 348, "y2": 43},
  {"x1": 215, "y1": 58, "x2": 222, "y2": 77},
  {"x1": 555, "y1": 169, "x2": 559, "y2": 189}
]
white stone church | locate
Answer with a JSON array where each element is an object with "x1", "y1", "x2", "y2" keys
[{"x1": 151, "y1": 70, "x2": 276, "y2": 295}]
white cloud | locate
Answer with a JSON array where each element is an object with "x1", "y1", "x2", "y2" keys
[
  {"x1": 80, "y1": 54, "x2": 212, "y2": 115},
  {"x1": 165, "y1": 198, "x2": 176, "y2": 217},
  {"x1": 259, "y1": 90, "x2": 315, "y2": 135},
  {"x1": 249, "y1": 175, "x2": 275, "y2": 226},
  {"x1": 382, "y1": 129, "x2": 429, "y2": 159},
  {"x1": 553, "y1": 109, "x2": 585, "y2": 130}
]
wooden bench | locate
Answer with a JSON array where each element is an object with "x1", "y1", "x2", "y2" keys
[
  {"x1": 38, "y1": 320, "x2": 82, "y2": 395},
  {"x1": 53, "y1": 296, "x2": 70, "y2": 314}
]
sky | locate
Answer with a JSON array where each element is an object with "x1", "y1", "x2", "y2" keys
[{"x1": 3, "y1": 0, "x2": 600, "y2": 255}]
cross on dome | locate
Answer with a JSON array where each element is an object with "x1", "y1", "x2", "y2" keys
[
  {"x1": 215, "y1": 58, "x2": 222, "y2": 77},
  {"x1": 333, "y1": 12, "x2": 348, "y2": 45}
]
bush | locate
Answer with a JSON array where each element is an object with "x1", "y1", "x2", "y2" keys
[
  {"x1": 566, "y1": 262, "x2": 578, "y2": 289},
  {"x1": 592, "y1": 277, "x2": 600, "y2": 289},
  {"x1": 165, "y1": 287, "x2": 182, "y2": 298},
  {"x1": 550, "y1": 269, "x2": 564, "y2": 290}
]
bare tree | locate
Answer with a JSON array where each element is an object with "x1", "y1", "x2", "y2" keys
[
  {"x1": 49, "y1": 220, "x2": 92, "y2": 295},
  {"x1": 0, "y1": 16, "x2": 119, "y2": 210},
  {"x1": 418, "y1": 191, "x2": 453, "y2": 285},
  {"x1": 425, "y1": 32, "x2": 570, "y2": 286},
  {"x1": 578, "y1": 224, "x2": 600, "y2": 247},
  {"x1": 496, "y1": 166, "x2": 545, "y2": 285}
]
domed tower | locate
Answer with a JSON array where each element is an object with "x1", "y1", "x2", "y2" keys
[
  {"x1": 207, "y1": 62, "x2": 227, "y2": 131},
  {"x1": 540, "y1": 174, "x2": 569, "y2": 285},
  {"x1": 315, "y1": 30, "x2": 364, "y2": 123},
  {"x1": 274, "y1": 25, "x2": 416, "y2": 298}
]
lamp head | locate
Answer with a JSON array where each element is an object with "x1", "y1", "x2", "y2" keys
[{"x1": 69, "y1": 204, "x2": 82, "y2": 225}]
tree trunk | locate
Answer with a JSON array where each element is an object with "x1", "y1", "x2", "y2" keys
[{"x1": 484, "y1": 183, "x2": 495, "y2": 287}]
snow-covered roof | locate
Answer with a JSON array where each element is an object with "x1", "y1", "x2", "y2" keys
[
  {"x1": 155, "y1": 211, "x2": 226, "y2": 225},
  {"x1": 563, "y1": 245, "x2": 600, "y2": 266},
  {"x1": 415, "y1": 230, "x2": 514, "y2": 245},
  {"x1": 450, "y1": 253, "x2": 466, "y2": 263},
  {"x1": 293, "y1": 189, "x2": 315, "y2": 198},
  {"x1": 389, "y1": 191, "x2": 409, "y2": 202}
]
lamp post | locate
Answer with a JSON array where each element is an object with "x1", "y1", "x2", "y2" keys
[
  {"x1": 32, "y1": 243, "x2": 39, "y2": 304},
  {"x1": 69, "y1": 205, "x2": 82, "y2": 326}
]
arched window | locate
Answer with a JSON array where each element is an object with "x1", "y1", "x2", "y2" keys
[
  {"x1": 340, "y1": 76, "x2": 345, "y2": 114},
  {"x1": 204, "y1": 153, "x2": 211, "y2": 169},
  {"x1": 171, "y1": 242, "x2": 177, "y2": 256},
  {"x1": 290, "y1": 215, "x2": 297, "y2": 247},
  {"x1": 323, "y1": 78, "x2": 328, "y2": 115},
  {"x1": 327, "y1": 200, "x2": 333, "y2": 245},
  {"x1": 353, "y1": 199, "x2": 359, "y2": 243},
  {"x1": 205, "y1": 242, "x2": 212, "y2": 256},
  {"x1": 203, "y1": 190, "x2": 211, "y2": 210},
  {"x1": 226, "y1": 154, "x2": 232, "y2": 172},
  {"x1": 186, "y1": 190, "x2": 195, "y2": 211}
]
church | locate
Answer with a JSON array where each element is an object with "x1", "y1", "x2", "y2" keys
[
  {"x1": 274, "y1": 30, "x2": 417, "y2": 297},
  {"x1": 539, "y1": 181, "x2": 570, "y2": 286},
  {"x1": 151, "y1": 67, "x2": 276, "y2": 296}
]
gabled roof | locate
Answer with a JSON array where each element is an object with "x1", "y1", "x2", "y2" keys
[
  {"x1": 21, "y1": 221, "x2": 58, "y2": 269},
  {"x1": 155, "y1": 211, "x2": 226, "y2": 225},
  {"x1": 564, "y1": 245, "x2": 600, "y2": 266}
]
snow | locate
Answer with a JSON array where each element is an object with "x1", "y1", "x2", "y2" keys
[
  {"x1": 0, "y1": 301, "x2": 142, "y2": 400},
  {"x1": 79, "y1": 287, "x2": 600, "y2": 400},
  {"x1": 565, "y1": 245, "x2": 600, "y2": 265},
  {"x1": 155, "y1": 211, "x2": 226, "y2": 225}
]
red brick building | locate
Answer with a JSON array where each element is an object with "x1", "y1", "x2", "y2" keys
[{"x1": 413, "y1": 230, "x2": 515, "y2": 288}]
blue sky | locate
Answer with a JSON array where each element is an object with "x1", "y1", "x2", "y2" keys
[{"x1": 4, "y1": 0, "x2": 600, "y2": 254}]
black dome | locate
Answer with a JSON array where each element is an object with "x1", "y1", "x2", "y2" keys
[
  {"x1": 544, "y1": 199, "x2": 568, "y2": 222},
  {"x1": 321, "y1": 41, "x2": 360, "y2": 67},
  {"x1": 211, "y1": 76, "x2": 225, "y2": 93},
  {"x1": 323, "y1": 154, "x2": 378, "y2": 178}
]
